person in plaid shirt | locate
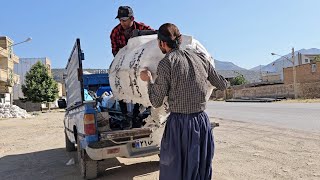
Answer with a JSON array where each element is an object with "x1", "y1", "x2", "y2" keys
[
  {"x1": 110, "y1": 6, "x2": 153, "y2": 56},
  {"x1": 110, "y1": 6, "x2": 153, "y2": 127},
  {"x1": 140, "y1": 23, "x2": 227, "y2": 180}
]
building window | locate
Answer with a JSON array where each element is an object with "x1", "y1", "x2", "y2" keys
[
  {"x1": 311, "y1": 64, "x2": 317, "y2": 73},
  {"x1": 305, "y1": 59, "x2": 309, "y2": 63}
]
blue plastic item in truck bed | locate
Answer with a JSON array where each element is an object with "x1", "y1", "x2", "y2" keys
[
  {"x1": 82, "y1": 73, "x2": 112, "y2": 96},
  {"x1": 96, "y1": 86, "x2": 112, "y2": 96},
  {"x1": 83, "y1": 73, "x2": 110, "y2": 88}
]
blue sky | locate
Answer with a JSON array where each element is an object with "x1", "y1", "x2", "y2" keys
[{"x1": 1, "y1": 0, "x2": 319, "y2": 69}]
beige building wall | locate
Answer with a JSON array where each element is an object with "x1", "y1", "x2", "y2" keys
[
  {"x1": 57, "y1": 82, "x2": 63, "y2": 97},
  {"x1": 61, "y1": 82, "x2": 66, "y2": 97},
  {"x1": 0, "y1": 36, "x2": 20, "y2": 103},
  {"x1": 284, "y1": 62, "x2": 320, "y2": 84},
  {"x1": 262, "y1": 74, "x2": 281, "y2": 82},
  {"x1": 230, "y1": 81, "x2": 320, "y2": 99}
]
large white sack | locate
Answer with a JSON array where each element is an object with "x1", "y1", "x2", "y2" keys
[{"x1": 109, "y1": 34, "x2": 215, "y2": 107}]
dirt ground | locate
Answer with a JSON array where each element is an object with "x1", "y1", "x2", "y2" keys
[{"x1": 0, "y1": 111, "x2": 320, "y2": 180}]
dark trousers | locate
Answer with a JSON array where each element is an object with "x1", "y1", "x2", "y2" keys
[
  {"x1": 159, "y1": 111, "x2": 214, "y2": 180},
  {"x1": 118, "y1": 100, "x2": 140, "y2": 117}
]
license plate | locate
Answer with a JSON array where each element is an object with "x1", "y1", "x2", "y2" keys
[{"x1": 133, "y1": 139, "x2": 153, "y2": 148}]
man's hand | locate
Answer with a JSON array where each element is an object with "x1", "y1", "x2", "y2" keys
[{"x1": 140, "y1": 68, "x2": 153, "y2": 82}]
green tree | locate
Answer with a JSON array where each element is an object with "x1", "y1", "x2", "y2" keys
[
  {"x1": 230, "y1": 75, "x2": 247, "y2": 86},
  {"x1": 314, "y1": 55, "x2": 320, "y2": 62},
  {"x1": 22, "y1": 61, "x2": 58, "y2": 104}
]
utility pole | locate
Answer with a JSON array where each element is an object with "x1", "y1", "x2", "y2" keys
[
  {"x1": 260, "y1": 65, "x2": 262, "y2": 82},
  {"x1": 292, "y1": 47, "x2": 297, "y2": 99},
  {"x1": 271, "y1": 48, "x2": 298, "y2": 99}
]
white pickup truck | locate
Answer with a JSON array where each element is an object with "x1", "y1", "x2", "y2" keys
[
  {"x1": 64, "y1": 39, "x2": 161, "y2": 179},
  {"x1": 64, "y1": 35, "x2": 219, "y2": 179}
]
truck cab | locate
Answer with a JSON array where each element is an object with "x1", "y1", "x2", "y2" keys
[{"x1": 63, "y1": 39, "x2": 160, "y2": 179}]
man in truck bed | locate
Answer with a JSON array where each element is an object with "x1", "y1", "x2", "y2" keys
[
  {"x1": 110, "y1": 6, "x2": 153, "y2": 126},
  {"x1": 140, "y1": 23, "x2": 228, "y2": 180},
  {"x1": 110, "y1": 6, "x2": 153, "y2": 56}
]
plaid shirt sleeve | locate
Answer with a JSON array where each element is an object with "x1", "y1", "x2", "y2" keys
[
  {"x1": 207, "y1": 62, "x2": 228, "y2": 90},
  {"x1": 147, "y1": 58, "x2": 171, "y2": 108},
  {"x1": 110, "y1": 27, "x2": 120, "y2": 56},
  {"x1": 137, "y1": 22, "x2": 153, "y2": 31}
]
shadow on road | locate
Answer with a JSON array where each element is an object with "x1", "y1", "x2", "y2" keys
[
  {"x1": 0, "y1": 148, "x2": 159, "y2": 180},
  {"x1": 98, "y1": 159, "x2": 159, "y2": 180}
]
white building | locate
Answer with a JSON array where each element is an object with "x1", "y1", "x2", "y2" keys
[
  {"x1": 297, "y1": 53, "x2": 319, "y2": 65},
  {"x1": 268, "y1": 53, "x2": 320, "y2": 81},
  {"x1": 13, "y1": 57, "x2": 51, "y2": 100}
]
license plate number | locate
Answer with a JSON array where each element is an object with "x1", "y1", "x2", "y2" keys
[{"x1": 133, "y1": 139, "x2": 153, "y2": 148}]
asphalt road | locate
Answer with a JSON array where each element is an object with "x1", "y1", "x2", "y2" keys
[{"x1": 206, "y1": 101, "x2": 320, "y2": 132}]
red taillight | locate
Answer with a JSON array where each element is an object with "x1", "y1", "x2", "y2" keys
[{"x1": 84, "y1": 114, "x2": 96, "y2": 135}]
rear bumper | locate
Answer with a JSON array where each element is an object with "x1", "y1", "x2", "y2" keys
[
  {"x1": 85, "y1": 143, "x2": 160, "y2": 160},
  {"x1": 85, "y1": 127, "x2": 160, "y2": 160}
]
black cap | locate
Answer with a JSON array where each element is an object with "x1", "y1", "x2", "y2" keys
[{"x1": 115, "y1": 6, "x2": 134, "y2": 19}]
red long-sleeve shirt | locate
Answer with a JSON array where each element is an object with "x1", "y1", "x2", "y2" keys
[{"x1": 110, "y1": 21, "x2": 152, "y2": 56}]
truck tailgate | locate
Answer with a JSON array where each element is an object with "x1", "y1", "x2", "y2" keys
[{"x1": 100, "y1": 128, "x2": 152, "y2": 143}]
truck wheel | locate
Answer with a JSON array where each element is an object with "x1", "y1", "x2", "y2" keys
[
  {"x1": 77, "y1": 135, "x2": 98, "y2": 179},
  {"x1": 65, "y1": 131, "x2": 76, "y2": 152}
]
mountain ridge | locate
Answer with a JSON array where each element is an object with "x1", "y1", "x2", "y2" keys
[{"x1": 250, "y1": 48, "x2": 320, "y2": 72}]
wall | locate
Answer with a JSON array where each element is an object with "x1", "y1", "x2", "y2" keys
[
  {"x1": 284, "y1": 62, "x2": 320, "y2": 84},
  {"x1": 13, "y1": 100, "x2": 41, "y2": 112},
  {"x1": 0, "y1": 83, "x2": 12, "y2": 94},
  {"x1": 233, "y1": 84, "x2": 294, "y2": 99},
  {"x1": 262, "y1": 74, "x2": 281, "y2": 82},
  {"x1": 213, "y1": 81, "x2": 320, "y2": 99},
  {"x1": 57, "y1": 82, "x2": 63, "y2": 97},
  {"x1": 301, "y1": 54, "x2": 311, "y2": 65},
  {"x1": 211, "y1": 90, "x2": 225, "y2": 100},
  {"x1": 298, "y1": 81, "x2": 320, "y2": 98},
  {"x1": 0, "y1": 36, "x2": 20, "y2": 100},
  {"x1": 61, "y1": 82, "x2": 66, "y2": 96}
]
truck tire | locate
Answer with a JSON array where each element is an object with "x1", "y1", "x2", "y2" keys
[
  {"x1": 65, "y1": 132, "x2": 76, "y2": 152},
  {"x1": 77, "y1": 135, "x2": 98, "y2": 179}
]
